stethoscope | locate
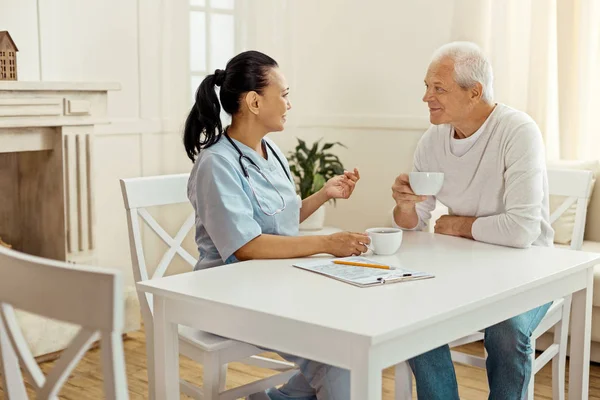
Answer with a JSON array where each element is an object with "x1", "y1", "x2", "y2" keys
[{"x1": 224, "y1": 132, "x2": 292, "y2": 216}]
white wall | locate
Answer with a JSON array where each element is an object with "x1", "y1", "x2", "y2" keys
[
  {"x1": 290, "y1": 0, "x2": 454, "y2": 119},
  {"x1": 249, "y1": 0, "x2": 455, "y2": 231}
]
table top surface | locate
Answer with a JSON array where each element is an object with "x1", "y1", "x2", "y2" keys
[{"x1": 138, "y1": 231, "x2": 600, "y2": 341}]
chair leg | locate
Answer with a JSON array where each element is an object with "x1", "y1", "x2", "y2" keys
[
  {"x1": 100, "y1": 331, "x2": 129, "y2": 400},
  {"x1": 0, "y1": 316, "x2": 28, "y2": 399},
  {"x1": 525, "y1": 337, "x2": 536, "y2": 400},
  {"x1": 144, "y1": 326, "x2": 157, "y2": 400},
  {"x1": 394, "y1": 361, "x2": 413, "y2": 400},
  {"x1": 553, "y1": 295, "x2": 571, "y2": 400},
  {"x1": 203, "y1": 352, "x2": 222, "y2": 400},
  {"x1": 219, "y1": 363, "x2": 228, "y2": 391}
]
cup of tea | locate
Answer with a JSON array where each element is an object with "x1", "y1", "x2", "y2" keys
[
  {"x1": 409, "y1": 172, "x2": 444, "y2": 196},
  {"x1": 365, "y1": 227, "x2": 403, "y2": 255}
]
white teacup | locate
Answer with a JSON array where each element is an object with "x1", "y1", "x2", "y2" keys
[
  {"x1": 409, "y1": 172, "x2": 444, "y2": 196},
  {"x1": 366, "y1": 227, "x2": 403, "y2": 255}
]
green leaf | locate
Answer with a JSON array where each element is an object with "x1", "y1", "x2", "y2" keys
[
  {"x1": 297, "y1": 138, "x2": 308, "y2": 152},
  {"x1": 321, "y1": 142, "x2": 346, "y2": 151},
  {"x1": 296, "y1": 151, "x2": 306, "y2": 164},
  {"x1": 322, "y1": 154, "x2": 342, "y2": 163},
  {"x1": 311, "y1": 173, "x2": 326, "y2": 194}
]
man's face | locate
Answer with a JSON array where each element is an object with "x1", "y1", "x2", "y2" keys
[{"x1": 422, "y1": 57, "x2": 478, "y2": 125}]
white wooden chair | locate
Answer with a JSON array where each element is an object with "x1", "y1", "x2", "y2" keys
[
  {"x1": 0, "y1": 246, "x2": 128, "y2": 399},
  {"x1": 120, "y1": 173, "x2": 297, "y2": 400},
  {"x1": 395, "y1": 168, "x2": 595, "y2": 400}
]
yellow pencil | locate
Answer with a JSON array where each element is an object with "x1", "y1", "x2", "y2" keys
[{"x1": 332, "y1": 260, "x2": 391, "y2": 270}]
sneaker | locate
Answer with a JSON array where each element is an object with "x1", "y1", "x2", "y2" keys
[{"x1": 264, "y1": 388, "x2": 317, "y2": 400}]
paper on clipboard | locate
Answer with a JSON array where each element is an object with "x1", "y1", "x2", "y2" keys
[{"x1": 292, "y1": 256, "x2": 434, "y2": 287}]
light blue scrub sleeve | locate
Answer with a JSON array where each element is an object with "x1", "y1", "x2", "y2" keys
[{"x1": 195, "y1": 153, "x2": 262, "y2": 261}]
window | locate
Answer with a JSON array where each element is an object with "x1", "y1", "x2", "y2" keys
[{"x1": 189, "y1": 0, "x2": 239, "y2": 121}]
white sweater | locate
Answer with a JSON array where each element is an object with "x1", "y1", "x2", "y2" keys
[{"x1": 397, "y1": 103, "x2": 554, "y2": 248}]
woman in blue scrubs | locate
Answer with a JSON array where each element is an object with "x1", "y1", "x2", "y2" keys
[{"x1": 184, "y1": 50, "x2": 367, "y2": 400}]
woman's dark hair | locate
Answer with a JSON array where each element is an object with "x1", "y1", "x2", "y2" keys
[{"x1": 183, "y1": 50, "x2": 278, "y2": 162}]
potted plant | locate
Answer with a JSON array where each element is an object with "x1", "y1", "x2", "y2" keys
[{"x1": 288, "y1": 138, "x2": 346, "y2": 230}]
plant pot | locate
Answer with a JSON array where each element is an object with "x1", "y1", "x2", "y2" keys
[{"x1": 299, "y1": 205, "x2": 326, "y2": 231}]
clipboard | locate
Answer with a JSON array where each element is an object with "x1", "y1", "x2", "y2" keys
[{"x1": 292, "y1": 256, "x2": 434, "y2": 287}]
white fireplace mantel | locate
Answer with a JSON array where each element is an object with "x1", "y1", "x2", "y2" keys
[
  {"x1": 0, "y1": 81, "x2": 121, "y2": 91},
  {"x1": 0, "y1": 81, "x2": 140, "y2": 359},
  {"x1": 0, "y1": 81, "x2": 119, "y2": 263},
  {"x1": 0, "y1": 81, "x2": 121, "y2": 130}
]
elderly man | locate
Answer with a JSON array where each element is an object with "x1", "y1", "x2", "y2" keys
[{"x1": 392, "y1": 42, "x2": 554, "y2": 399}]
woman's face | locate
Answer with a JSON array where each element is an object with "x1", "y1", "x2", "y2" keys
[{"x1": 256, "y1": 67, "x2": 292, "y2": 132}]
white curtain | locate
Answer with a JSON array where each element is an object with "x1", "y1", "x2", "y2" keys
[{"x1": 451, "y1": 0, "x2": 600, "y2": 161}]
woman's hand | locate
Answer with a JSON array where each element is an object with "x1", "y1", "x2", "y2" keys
[
  {"x1": 325, "y1": 231, "x2": 370, "y2": 257},
  {"x1": 300, "y1": 168, "x2": 360, "y2": 223},
  {"x1": 323, "y1": 168, "x2": 361, "y2": 200}
]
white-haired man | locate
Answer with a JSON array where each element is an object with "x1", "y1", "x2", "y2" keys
[{"x1": 391, "y1": 42, "x2": 554, "y2": 398}]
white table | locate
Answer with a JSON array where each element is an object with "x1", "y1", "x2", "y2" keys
[
  {"x1": 297, "y1": 226, "x2": 342, "y2": 236},
  {"x1": 137, "y1": 231, "x2": 600, "y2": 399}
]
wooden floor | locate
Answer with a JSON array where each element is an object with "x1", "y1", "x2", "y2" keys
[{"x1": 2, "y1": 327, "x2": 600, "y2": 399}]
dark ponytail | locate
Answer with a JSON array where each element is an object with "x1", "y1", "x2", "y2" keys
[{"x1": 184, "y1": 50, "x2": 279, "y2": 162}]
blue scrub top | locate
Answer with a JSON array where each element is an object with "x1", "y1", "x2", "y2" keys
[{"x1": 188, "y1": 135, "x2": 301, "y2": 270}]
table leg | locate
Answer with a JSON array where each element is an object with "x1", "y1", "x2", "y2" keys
[
  {"x1": 350, "y1": 353, "x2": 382, "y2": 400},
  {"x1": 568, "y1": 267, "x2": 594, "y2": 399},
  {"x1": 153, "y1": 296, "x2": 180, "y2": 399}
]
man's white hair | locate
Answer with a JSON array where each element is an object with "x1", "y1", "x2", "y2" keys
[{"x1": 431, "y1": 41, "x2": 494, "y2": 103}]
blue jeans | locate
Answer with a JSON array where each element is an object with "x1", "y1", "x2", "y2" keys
[
  {"x1": 255, "y1": 354, "x2": 349, "y2": 400},
  {"x1": 409, "y1": 303, "x2": 552, "y2": 400}
]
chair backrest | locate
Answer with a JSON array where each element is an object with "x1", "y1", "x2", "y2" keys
[
  {"x1": 119, "y1": 174, "x2": 196, "y2": 326},
  {"x1": 0, "y1": 246, "x2": 128, "y2": 399},
  {"x1": 547, "y1": 168, "x2": 594, "y2": 250}
]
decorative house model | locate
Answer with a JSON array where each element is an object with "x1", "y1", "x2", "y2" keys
[{"x1": 0, "y1": 31, "x2": 18, "y2": 81}]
